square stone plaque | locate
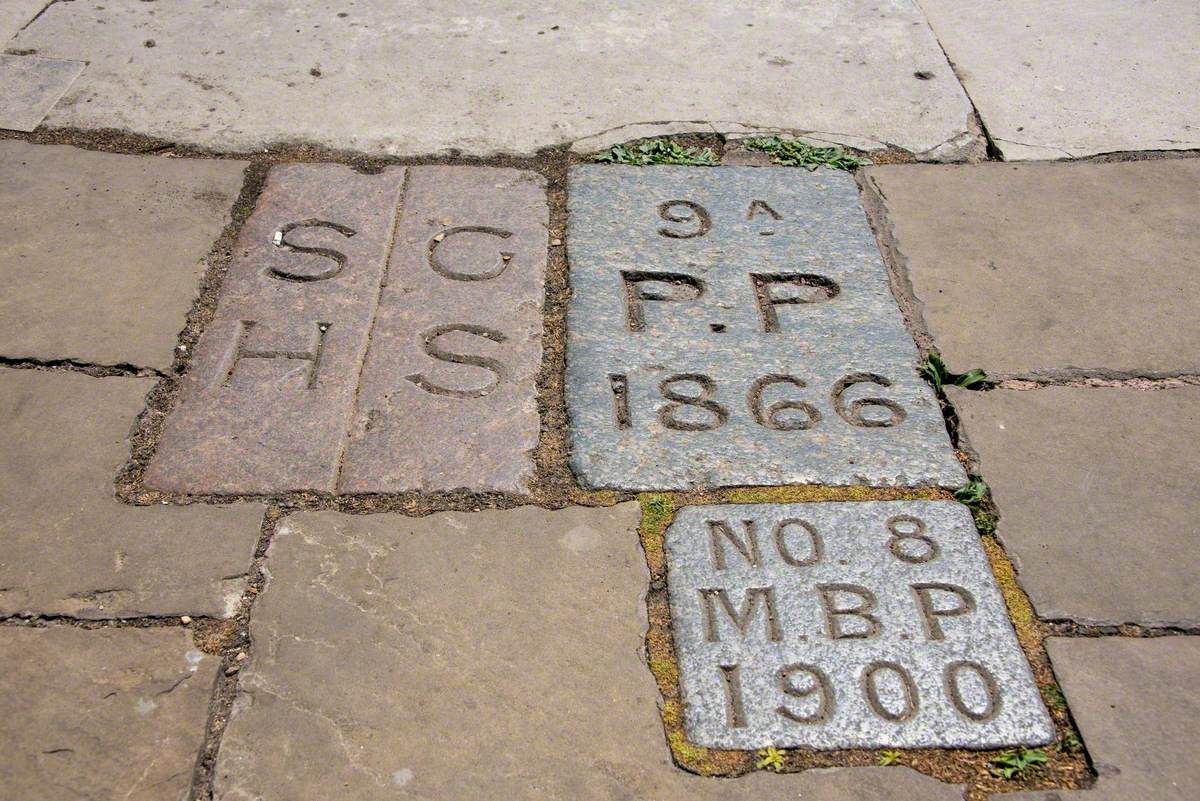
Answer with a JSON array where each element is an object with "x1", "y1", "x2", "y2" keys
[
  {"x1": 665, "y1": 501, "x2": 1054, "y2": 749},
  {"x1": 566, "y1": 166, "x2": 965, "y2": 490}
]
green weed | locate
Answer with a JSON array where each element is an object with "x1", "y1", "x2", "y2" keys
[
  {"x1": 592, "y1": 139, "x2": 718, "y2": 166},
  {"x1": 743, "y1": 136, "x2": 866, "y2": 171},
  {"x1": 878, "y1": 750, "x2": 903, "y2": 766},
  {"x1": 954, "y1": 477, "x2": 996, "y2": 535},
  {"x1": 921, "y1": 352, "x2": 989, "y2": 392},
  {"x1": 989, "y1": 748, "x2": 1048, "y2": 780},
  {"x1": 1058, "y1": 732, "x2": 1083, "y2": 754},
  {"x1": 755, "y1": 746, "x2": 785, "y2": 772}
]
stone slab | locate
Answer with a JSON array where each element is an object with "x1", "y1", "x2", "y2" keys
[
  {"x1": 998, "y1": 636, "x2": 1200, "y2": 801},
  {"x1": 0, "y1": 141, "x2": 247, "y2": 371},
  {"x1": 919, "y1": 0, "x2": 1200, "y2": 159},
  {"x1": 666, "y1": 501, "x2": 1052, "y2": 749},
  {"x1": 337, "y1": 167, "x2": 547, "y2": 494},
  {"x1": 215, "y1": 503, "x2": 965, "y2": 801},
  {"x1": 0, "y1": 53, "x2": 83, "y2": 131},
  {"x1": 0, "y1": 0, "x2": 47, "y2": 42},
  {"x1": 865, "y1": 160, "x2": 1200, "y2": 376},
  {"x1": 0, "y1": 369, "x2": 263, "y2": 618},
  {"x1": 12, "y1": 1, "x2": 973, "y2": 158},
  {"x1": 0, "y1": 626, "x2": 218, "y2": 801},
  {"x1": 145, "y1": 164, "x2": 407, "y2": 494},
  {"x1": 566, "y1": 166, "x2": 965, "y2": 490},
  {"x1": 951, "y1": 386, "x2": 1200, "y2": 628}
]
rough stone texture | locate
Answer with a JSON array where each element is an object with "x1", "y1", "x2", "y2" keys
[
  {"x1": 0, "y1": 0, "x2": 47, "y2": 42},
  {"x1": 13, "y1": 1, "x2": 973, "y2": 157},
  {"x1": 952, "y1": 386, "x2": 1200, "y2": 628},
  {"x1": 0, "y1": 141, "x2": 246, "y2": 371},
  {"x1": 0, "y1": 53, "x2": 83, "y2": 132},
  {"x1": 666, "y1": 501, "x2": 1052, "y2": 749},
  {"x1": 215, "y1": 504, "x2": 965, "y2": 801},
  {"x1": 918, "y1": 0, "x2": 1200, "y2": 160},
  {"x1": 338, "y1": 167, "x2": 547, "y2": 494},
  {"x1": 567, "y1": 166, "x2": 964, "y2": 490},
  {"x1": 0, "y1": 626, "x2": 218, "y2": 801},
  {"x1": 145, "y1": 165, "x2": 406, "y2": 494},
  {"x1": 999, "y1": 637, "x2": 1200, "y2": 801},
  {"x1": 865, "y1": 160, "x2": 1200, "y2": 376},
  {"x1": 0, "y1": 370, "x2": 263, "y2": 618}
]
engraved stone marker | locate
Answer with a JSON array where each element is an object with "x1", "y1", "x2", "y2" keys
[
  {"x1": 566, "y1": 166, "x2": 965, "y2": 490},
  {"x1": 665, "y1": 501, "x2": 1054, "y2": 749},
  {"x1": 146, "y1": 165, "x2": 546, "y2": 494}
]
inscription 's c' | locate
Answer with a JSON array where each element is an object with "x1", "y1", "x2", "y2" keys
[{"x1": 427, "y1": 225, "x2": 515, "y2": 281}]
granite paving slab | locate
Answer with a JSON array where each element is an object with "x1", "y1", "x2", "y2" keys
[
  {"x1": 0, "y1": 141, "x2": 247, "y2": 371},
  {"x1": 919, "y1": 0, "x2": 1200, "y2": 159},
  {"x1": 145, "y1": 164, "x2": 407, "y2": 494},
  {"x1": 0, "y1": 626, "x2": 219, "y2": 801},
  {"x1": 214, "y1": 503, "x2": 965, "y2": 800},
  {"x1": 566, "y1": 166, "x2": 965, "y2": 490},
  {"x1": 998, "y1": 637, "x2": 1200, "y2": 801},
  {"x1": 11, "y1": 0, "x2": 974, "y2": 158},
  {"x1": 337, "y1": 167, "x2": 547, "y2": 494},
  {"x1": 0, "y1": 370, "x2": 263, "y2": 618},
  {"x1": 665, "y1": 501, "x2": 1052, "y2": 749},
  {"x1": 0, "y1": 53, "x2": 83, "y2": 131},
  {"x1": 951, "y1": 386, "x2": 1200, "y2": 628},
  {"x1": 864, "y1": 160, "x2": 1200, "y2": 376},
  {"x1": 0, "y1": 0, "x2": 48, "y2": 42}
]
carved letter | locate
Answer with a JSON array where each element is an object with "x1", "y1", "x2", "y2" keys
[
  {"x1": 911, "y1": 583, "x2": 976, "y2": 641},
  {"x1": 750, "y1": 273, "x2": 840, "y2": 333},
  {"x1": 219, "y1": 320, "x2": 330, "y2": 389},
  {"x1": 698, "y1": 587, "x2": 782, "y2": 642},
  {"x1": 427, "y1": 225, "x2": 515, "y2": 281},
  {"x1": 816, "y1": 583, "x2": 881, "y2": 640},
  {"x1": 405, "y1": 324, "x2": 507, "y2": 398},
  {"x1": 270, "y1": 219, "x2": 356, "y2": 282},
  {"x1": 708, "y1": 519, "x2": 762, "y2": 569},
  {"x1": 620, "y1": 270, "x2": 705, "y2": 332}
]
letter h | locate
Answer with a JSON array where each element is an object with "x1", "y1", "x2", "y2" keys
[{"x1": 219, "y1": 320, "x2": 330, "y2": 389}]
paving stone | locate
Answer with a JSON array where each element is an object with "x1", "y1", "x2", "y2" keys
[
  {"x1": 0, "y1": 370, "x2": 263, "y2": 618},
  {"x1": 12, "y1": 1, "x2": 974, "y2": 158},
  {"x1": 864, "y1": 160, "x2": 1200, "y2": 376},
  {"x1": 666, "y1": 501, "x2": 1052, "y2": 749},
  {"x1": 566, "y1": 166, "x2": 964, "y2": 491},
  {"x1": 0, "y1": 53, "x2": 83, "y2": 132},
  {"x1": 998, "y1": 637, "x2": 1200, "y2": 801},
  {"x1": 0, "y1": 626, "x2": 219, "y2": 801},
  {"x1": 919, "y1": 0, "x2": 1200, "y2": 159},
  {"x1": 0, "y1": 0, "x2": 48, "y2": 42},
  {"x1": 145, "y1": 164, "x2": 407, "y2": 494},
  {"x1": 951, "y1": 386, "x2": 1200, "y2": 628},
  {"x1": 214, "y1": 503, "x2": 965, "y2": 801},
  {"x1": 337, "y1": 167, "x2": 547, "y2": 494},
  {"x1": 0, "y1": 141, "x2": 246, "y2": 371}
]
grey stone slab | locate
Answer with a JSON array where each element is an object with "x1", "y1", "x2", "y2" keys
[
  {"x1": 337, "y1": 167, "x2": 547, "y2": 494},
  {"x1": 665, "y1": 501, "x2": 1053, "y2": 749},
  {"x1": 865, "y1": 160, "x2": 1200, "y2": 376},
  {"x1": 0, "y1": 370, "x2": 263, "y2": 618},
  {"x1": 0, "y1": 1, "x2": 48, "y2": 42},
  {"x1": 12, "y1": 1, "x2": 973, "y2": 158},
  {"x1": 998, "y1": 637, "x2": 1200, "y2": 801},
  {"x1": 919, "y1": 0, "x2": 1200, "y2": 160},
  {"x1": 0, "y1": 626, "x2": 219, "y2": 801},
  {"x1": 566, "y1": 166, "x2": 965, "y2": 491},
  {"x1": 145, "y1": 164, "x2": 406, "y2": 494},
  {"x1": 0, "y1": 141, "x2": 247, "y2": 371},
  {"x1": 215, "y1": 503, "x2": 965, "y2": 801},
  {"x1": 951, "y1": 386, "x2": 1200, "y2": 628},
  {"x1": 0, "y1": 53, "x2": 83, "y2": 131}
]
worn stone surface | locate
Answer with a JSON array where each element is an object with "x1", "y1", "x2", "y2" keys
[
  {"x1": 0, "y1": 53, "x2": 83, "y2": 132},
  {"x1": 952, "y1": 386, "x2": 1200, "y2": 628},
  {"x1": 567, "y1": 166, "x2": 964, "y2": 490},
  {"x1": 865, "y1": 160, "x2": 1200, "y2": 376},
  {"x1": 919, "y1": 0, "x2": 1200, "y2": 159},
  {"x1": 215, "y1": 504, "x2": 965, "y2": 800},
  {"x1": 666, "y1": 501, "x2": 1052, "y2": 749},
  {"x1": 0, "y1": 141, "x2": 246, "y2": 371},
  {"x1": 0, "y1": 626, "x2": 219, "y2": 801},
  {"x1": 145, "y1": 164, "x2": 406, "y2": 494},
  {"x1": 0, "y1": 370, "x2": 262, "y2": 618},
  {"x1": 13, "y1": 1, "x2": 972, "y2": 157},
  {"x1": 999, "y1": 637, "x2": 1200, "y2": 801},
  {"x1": 0, "y1": 0, "x2": 47, "y2": 42},
  {"x1": 338, "y1": 167, "x2": 547, "y2": 494}
]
